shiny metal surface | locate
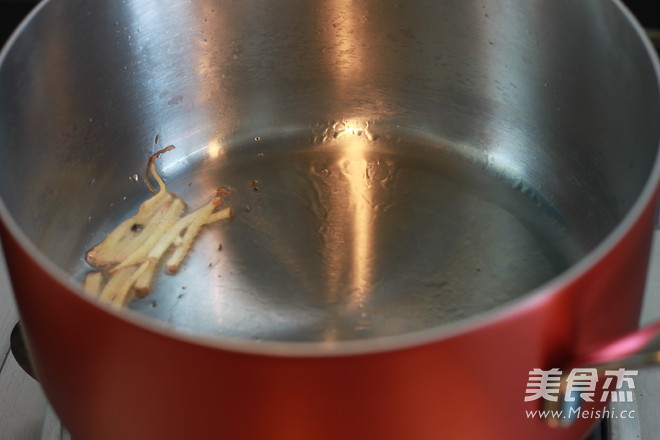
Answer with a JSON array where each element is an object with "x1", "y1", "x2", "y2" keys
[{"x1": 0, "y1": 0, "x2": 659, "y2": 342}]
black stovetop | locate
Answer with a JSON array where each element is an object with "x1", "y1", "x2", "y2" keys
[{"x1": 0, "y1": 1, "x2": 36, "y2": 44}]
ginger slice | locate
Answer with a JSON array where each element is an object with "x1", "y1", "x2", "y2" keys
[
  {"x1": 144, "y1": 145, "x2": 175, "y2": 194},
  {"x1": 166, "y1": 206, "x2": 214, "y2": 273},
  {"x1": 166, "y1": 191, "x2": 229, "y2": 274},
  {"x1": 98, "y1": 261, "x2": 152, "y2": 308},
  {"x1": 85, "y1": 145, "x2": 232, "y2": 307},
  {"x1": 146, "y1": 201, "x2": 231, "y2": 265},
  {"x1": 205, "y1": 206, "x2": 232, "y2": 224},
  {"x1": 83, "y1": 272, "x2": 104, "y2": 297},
  {"x1": 85, "y1": 180, "x2": 174, "y2": 268},
  {"x1": 85, "y1": 147, "x2": 176, "y2": 268},
  {"x1": 133, "y1": 259, "x2": 158, "y2": 295},
  {"x1": 111, "y1": 197, "x2": 186, "y2": 272},
  {"x1": 113, "y1": 201, "x2": 169, "y2": 262},
  {"x1": 98, "y1": 265, "x2": 137, "y2": 305}
]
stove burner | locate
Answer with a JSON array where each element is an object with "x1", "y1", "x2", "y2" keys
[
  {"x1": 584, "y1": 420, "x2": 609, "y2": 440},
  {"x1": 9, "y1": 322, "x2": 36, "y2": 381}
]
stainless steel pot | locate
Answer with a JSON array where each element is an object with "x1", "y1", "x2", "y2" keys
[{"x1": 0, "y1": 0, "x2": 659, "y2": 439}]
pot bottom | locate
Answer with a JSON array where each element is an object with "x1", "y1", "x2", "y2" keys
[{"x1": 72, "y1": 130, "x2": 585, "y2": 341}]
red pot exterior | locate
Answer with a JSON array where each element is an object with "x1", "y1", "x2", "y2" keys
[{"x1": 1, "y1": 193, "x2": 657, "y2": 440}]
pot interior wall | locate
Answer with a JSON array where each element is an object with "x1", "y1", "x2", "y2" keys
[{"x1": 0, "y1": 0, "x2": 659, "y2": 341}]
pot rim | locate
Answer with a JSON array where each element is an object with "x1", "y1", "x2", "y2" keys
[{"x1": 1, "y1": 0, "x2": 659, "y2": 358}]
